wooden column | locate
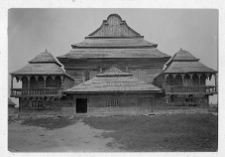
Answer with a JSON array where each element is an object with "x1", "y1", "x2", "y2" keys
[
  {"x1": 27, "y1": 76, "x2": 31, "y2": 89},
  {"x1": 60, "y1": 75, "x2": 64, "y2": 88},
  {"x1": 197, "y1": 74, "x2": 201, "y2": 85},
  {"x1": 43, "y1": 76, "x2": 47, "y2": 87},
  {"x1": 189, "y1": 74, "x2": 193, "y2": 86},
  {"x1": 206, "y1": 73, "x2": 210, "y2": 83},
  {"x1": 181, "y1": 74, "x2": 185, "y2": 85},
  {"x1": 73, "y1": 96, "x2": 76, "y2": 114},
  {"x1": 11, "y1": 75, "x2": 14, "y2": 89},
  {"x1": 164, "y1": 74, "x2": 169, "y2": 86},
  {"x1": 43, "y1": 76, "x2": 47, "y2": 95},
  {"x1": 214, "y1": 73, "x2": 218, "y2": 92}
]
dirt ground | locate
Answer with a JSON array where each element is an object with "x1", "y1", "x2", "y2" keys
[
  {"x1": 8, "y1": 118, "x2": 123, "y2": 152},
  {"x1": 8, "y1": 106, "x2": 217, "y2": 152}
]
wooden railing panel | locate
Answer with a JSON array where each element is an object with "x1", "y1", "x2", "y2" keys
[
  {"x1": 11, "y1": 88, "x2": 62, "y2": 97},
  {"x1": 165, "y1": 86, "x2": 217, "y2": 94}
]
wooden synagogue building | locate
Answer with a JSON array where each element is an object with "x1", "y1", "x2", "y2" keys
[{"x1": 10, "y1": 14, "x2": 217, "y2": 115}]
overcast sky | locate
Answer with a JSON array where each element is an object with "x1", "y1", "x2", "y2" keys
[{"x1": 8, "y1": 9, "x2": 218, "y2": 99}]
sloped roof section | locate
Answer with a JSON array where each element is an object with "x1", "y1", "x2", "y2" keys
[
  {"x1": 65, "y1": 66, "x2": 162, "y2": 93},
  {"x1": 11, "y1": 63, "x2": 65, "y2": 75},
  {"x1": 72, "y1": 38, "x2": 157, "y2": 48},
  {"x1": 172, "y1": 48, "x2": 199, "y2": 61},
  {"x1": 88, "y1": 14, "x2": 141, "y2": 37},
  {"x1": 164, "y1": 61, "x2": 216, "y2": 73},
  {"x1": 57, "y1": 48, "x2": 170, "y2": 59},
  {"x1": 163, "y1": 48, "x2": 216, "y2": 74},
  {"x1": 29, "y1": 50, "x2": 62, "y2": 67},
  {"x1": 97, "y1": 65, "x2": 132, "y2": 77}
]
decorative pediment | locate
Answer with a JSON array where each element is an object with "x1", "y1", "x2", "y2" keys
[{"x1": 88, "y1": 14, "x2": 142, "y2": 37}]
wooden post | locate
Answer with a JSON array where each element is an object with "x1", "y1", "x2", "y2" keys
[
  {"x1": 189, "y1": 74, "x2": 193, "y2": 86},
  {"x1": 26, "y1": 76, "x2": 30, "y2": 89},
  {"x1": 19, "y1": 98, "x2": 21, "y2": 112},
  {"x1": 43, "y1": 76, "x2": 47, "y2": 87},
  {"x1": 197, "y1": 74, "x2": 201, "y2": 85},
  {"x1": 181, "y1": 74, "x2": 185, "y2": 85},
  {"x1": 11, "y1": 75, "x2": 14, "y2": 90},
  {"x1": 42, "y1": 76, "x2": 47, "y2": 95},
  {"x1": 214, "y1": 73, "x2": 217, "y2": 92},
  {"x1": 60, "y1": 75, "x2": 64, "y2": 88},
  {"x1": 74, "y1": 96, "x2": 76, "y2": 115},
  {"x1": 164, "y1": 74, "x2": 169, "y2": 85}
]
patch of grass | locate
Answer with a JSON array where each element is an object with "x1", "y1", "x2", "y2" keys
[
  {"x1": 83, "y1": 114, "x2": 218, "y2": 152},
  {"x1": 21, "y1": 116, "x2": 79, "y2": 130}
]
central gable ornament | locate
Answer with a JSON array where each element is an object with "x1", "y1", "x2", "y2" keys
[{"x1": 88, "y1": 14, "x2": 142, "y2": 37}]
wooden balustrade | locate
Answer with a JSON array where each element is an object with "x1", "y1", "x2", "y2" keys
[
  {"x1": 165, "y1": 85, "x2": 217, "y2": 94},
  {"x1": 11, "y1": 88, "x2": 62, "y2": 97}
]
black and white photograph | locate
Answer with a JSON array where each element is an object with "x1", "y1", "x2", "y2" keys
[{"x1": 3, "y1": 4, "x2": 223, "y2": 155}]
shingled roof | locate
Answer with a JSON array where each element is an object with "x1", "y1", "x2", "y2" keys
[
  {"x1": 163, "y1": 48, "x2": 216, "y2": 74},
  {"x1": 58, "y1": 48, "x2": 170, "y2": 59},
  {"x1": 64, "y1": 66, "x2": 162, "y2": 94},
  {"x1": 11, "y1": 50, "x2": 74, "y2": 80},
  {"x1": 11, "y1": 63, "x2": 65, "y2": 75},
  {"x1": 57, "y1": 14, "x2": 170, "y2": 60},
  {"x1": 29, "y1": 49, "x2": 62, "y2": 67}
]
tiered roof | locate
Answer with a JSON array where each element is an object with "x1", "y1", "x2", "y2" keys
[
  {"x1": 11, "y1": 50, "x2": 74, "y2": 79},
  {"x1": 57, "y1": 14, "x2": 170, "y2": 60},
  {"x1": 65, "y1": 66, "x2": 162, "y2": 94},
  {"x1": 163, "y1": 48, "x2": 216, "y2": 74}
]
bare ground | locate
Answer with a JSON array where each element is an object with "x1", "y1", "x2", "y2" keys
[
  {"x1": 8, "y1": 106, "x2": 217, "y2": 152},
  {"x1": 8, "y1": 118, "x2": 123, "y2": 152}
]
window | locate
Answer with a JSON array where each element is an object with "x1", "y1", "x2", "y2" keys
[
  {"x1": 31, "y1": 101, "x2": 43, "y2": 108},
  {"x1": 106, "y1": 98, "x2": 119, "y2": 107}
]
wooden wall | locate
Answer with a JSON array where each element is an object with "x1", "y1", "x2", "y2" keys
[
  {"x1": 77, "y1": 94, "x2": 155, "y2": 115},
  {"x1": 63, "y1": 58, "x2": 168, "y2": 85}
]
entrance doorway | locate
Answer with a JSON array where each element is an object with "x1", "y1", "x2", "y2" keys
[{"x1": 76, "y1": 98, "x2": 87, "y2": 113}]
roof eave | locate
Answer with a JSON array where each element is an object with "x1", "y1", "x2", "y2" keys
[{"x1": 64, "y1": 90, "x2": 162, "y2": 94}]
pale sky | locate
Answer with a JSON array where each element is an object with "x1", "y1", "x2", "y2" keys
[{"x1": 8, "y1": 9, "x2": 218, "y2": 100}]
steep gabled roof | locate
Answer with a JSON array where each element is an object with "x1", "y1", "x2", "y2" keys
[
  {"x1": 88, "y1": 14, "x2": 142, "y2": 38},
  {"x1": 59, "y1": 14, "x2": 170, "y2": 60},
  {"x1": 64, "y1": 66, "x2": 162, "y2": 94},
  {"x1": 29, "y1": 49, "x2": 62, "y2": 67}
]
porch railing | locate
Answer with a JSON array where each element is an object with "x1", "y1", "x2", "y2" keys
[
  {"x1": 164, "y1": 85, "x2": 217, "y2": 94},
  {"x1": 11, "y1": 88, "x2": 62, "y2": 97}
]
